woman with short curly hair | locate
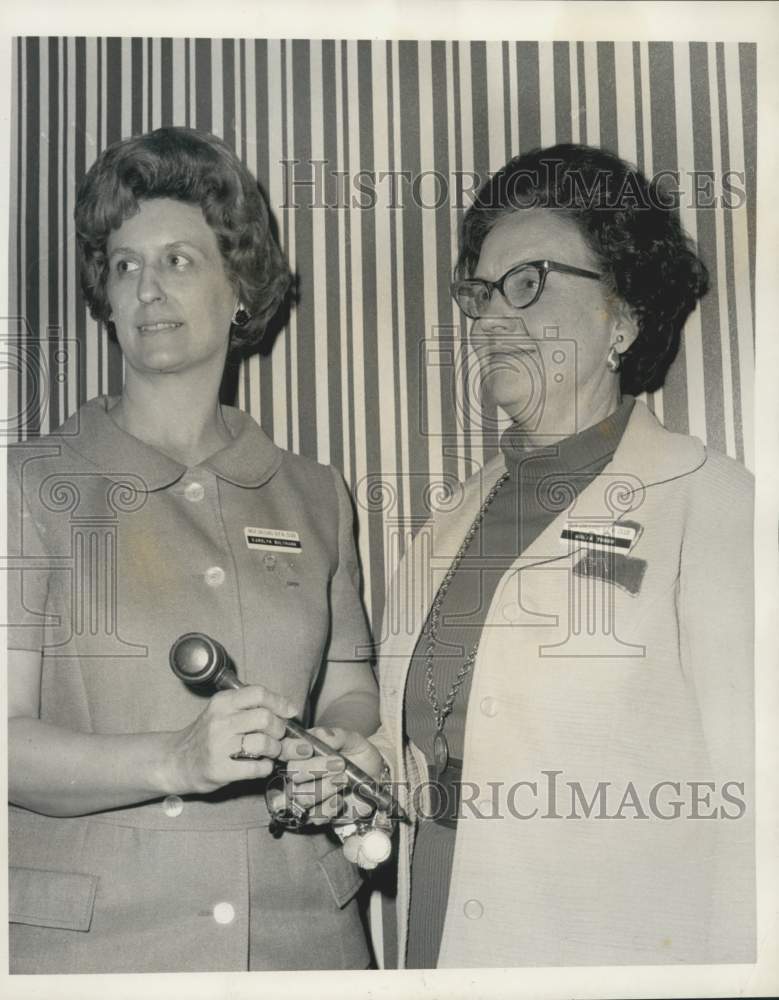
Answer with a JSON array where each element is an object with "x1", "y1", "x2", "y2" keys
[
  {"x1": 8, "y1": 126, "x2": 377, "y2": 974},
  {"x1": 298, "y1": 143, "x2": 755, "y2": 968},
  {"x1": 74, "y1": 126, "x2": 289, "y2": 352}
]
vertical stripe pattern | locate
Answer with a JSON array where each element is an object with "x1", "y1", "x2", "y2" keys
[{"x1": 8, "y1": 38, "x2": 757, "y2": 635}]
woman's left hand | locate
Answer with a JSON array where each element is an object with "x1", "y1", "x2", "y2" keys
[{"x1": 276, "y1": 727, "x2": 382, "y2": 826}]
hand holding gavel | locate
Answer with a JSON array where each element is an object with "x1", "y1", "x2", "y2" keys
[
  {"x1": 160, "y1": 635, "x2": 297, "y2": 796},
  {"x1": 168, "y1": 633, "x2": 404, "y2": 819}
]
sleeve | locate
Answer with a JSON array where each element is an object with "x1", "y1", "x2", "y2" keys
[
  {"x1": 679, "y1": 451, "x2": 755, "y2": 960},
  {"x1": 4, "y1": 454, "x2": 51, "y2": 653},
  {"x1": 325, "y1": 466, "x2": 372, "y2": 662},
  {"x1": 680, "y1": 454, "x2": 754, "y2": 782}
]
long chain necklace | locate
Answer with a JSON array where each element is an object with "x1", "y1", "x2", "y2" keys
[{"x1": 425, "y1": 470, "x2": 510, "y2": 774}]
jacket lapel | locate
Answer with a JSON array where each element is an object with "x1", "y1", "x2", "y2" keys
[{"x1": 507, "y1": 398, "x2": 706, "y2": 569}]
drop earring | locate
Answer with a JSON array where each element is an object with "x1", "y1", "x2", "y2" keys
[{"x1": 606, "y1": 334, "x2": 624, "y2": 373}]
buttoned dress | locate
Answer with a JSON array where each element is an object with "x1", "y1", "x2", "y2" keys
[
  {"x1": 370, "y1": 400, "x2": 755, "y2": 967},
  {"x1": 7, "y1": 396, "x2": 371, "y2": 973}
]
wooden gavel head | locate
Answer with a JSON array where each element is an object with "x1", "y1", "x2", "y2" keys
[{"x1": 169, "y1": 632, "x2": 242, "y2": 690}]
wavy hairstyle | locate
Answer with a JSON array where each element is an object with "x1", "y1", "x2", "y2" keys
[
  {"x1": 74, "y1": 126, "x2": 292, "y2": 352},
  {"x1": 455, "y1": 143, "x2": 709, "y2": 394}
]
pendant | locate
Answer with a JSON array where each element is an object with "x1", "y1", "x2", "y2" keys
[{"x1": 433, "y1": 730, "x2": 449, "y2": 774}]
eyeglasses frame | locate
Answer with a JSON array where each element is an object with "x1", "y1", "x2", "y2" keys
[{"x1": 451, "y1": 259, "x2": 602, "y2": 318}]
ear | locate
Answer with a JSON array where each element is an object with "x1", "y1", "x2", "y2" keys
[{"x1": 610, "y1": 298, "x2": 639, "y2": 354}]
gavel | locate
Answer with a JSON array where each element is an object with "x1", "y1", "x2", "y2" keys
[{"x1": 169, "y1": 631, "x2": 406, "y2": 819}]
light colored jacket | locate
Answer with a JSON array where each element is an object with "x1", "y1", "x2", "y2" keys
[{"x1": 370, "y1": 400, "x2": 755, "y2": 967}]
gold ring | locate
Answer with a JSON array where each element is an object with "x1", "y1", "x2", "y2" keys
[{"x1": 230, "y1": 734, "x2": 262, "y2": 761}]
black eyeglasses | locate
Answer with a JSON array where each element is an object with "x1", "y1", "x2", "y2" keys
[{"x1": 451, "y1": 259, "x2": 602, "y2": 318}]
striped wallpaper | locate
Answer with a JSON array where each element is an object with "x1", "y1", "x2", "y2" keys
[{"x1": 7, "y1": 37, "x2": 757, "y2": 634}]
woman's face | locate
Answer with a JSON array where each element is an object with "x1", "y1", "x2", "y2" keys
[
  {"x1": 470, "y1": 207, "x2": 635, "y2": 439},
  {"x1": 105, "y1": 197, "x2": 236, "y2": 377}
]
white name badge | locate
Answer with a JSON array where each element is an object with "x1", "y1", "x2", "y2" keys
[
  {"x1": 561, "y1": 524, "x2": 638, "y2": 553},
  {"x1": 244, "y1": 527, "x2": 302, "y2": 552}
]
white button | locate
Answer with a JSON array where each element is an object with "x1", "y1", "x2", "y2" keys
[
  {"x1": 162, "y1": 795, "x2": 184, "y2": 817},
  {"x1": 212, "y1": 902, "x2": 235, "y2": 925},
  {"x1": 502, "y1": 602, "x2": 522, "y2": 623},
  {"x1": 463, "y1": 899, "x2": 483, "y2": 920},
  {"x1": 480, "y1": 697, "x2": 499, "y2": 717},
  {"x1": 204, "y1": 566, "x2": 226, "y2": 587},
  {"x1": 184, "y1": 482, "x2": 205, "y2": 503}
]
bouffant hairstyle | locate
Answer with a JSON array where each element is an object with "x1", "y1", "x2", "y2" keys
[
  {"x1": 74, "y1": 126, "x2": 292, "y2": 352},
  {"x1": 455, "y1": 143, "x2": 709, "y2": 394}
]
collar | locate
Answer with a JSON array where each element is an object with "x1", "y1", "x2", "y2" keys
[
  {"x1": 496, "y1": 396, "x2": 705, "y2": 496},
  {"x1": 500, "y1": 396, "x2": 635, "y2": 480},
  {"x1": 54, "y1": 396, "x2": 283, "y2": 491}
]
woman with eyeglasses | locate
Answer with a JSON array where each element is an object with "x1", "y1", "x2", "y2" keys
[{"x1": 293, "y1": 144, "x2": 755, "y2": 967}]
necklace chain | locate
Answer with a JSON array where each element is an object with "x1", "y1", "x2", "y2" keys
[{"x1": 424, "y1": 471, "x2": 511, "y2": 733}]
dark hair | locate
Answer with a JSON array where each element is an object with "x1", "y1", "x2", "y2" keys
[
  {"x1": 455, "y1": 143, "x2": 709, "y2": 394},
  {"x1": 74, "y1": 126, "x2": 292, "y2": 352}
]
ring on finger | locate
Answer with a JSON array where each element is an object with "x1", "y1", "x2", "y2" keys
[{"x1": 230, "y1": 733, "x2": 264, "y2": 761}]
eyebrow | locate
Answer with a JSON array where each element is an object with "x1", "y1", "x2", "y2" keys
[
  {"x1": 473, "y1": 258, "x2": 539, "y2": 280},
  {"x1": 107, "y1": 240, "x2": 209, "y2": 259}
]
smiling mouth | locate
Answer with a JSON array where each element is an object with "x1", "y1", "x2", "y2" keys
[{"x1": 137, "y1": 321, "x2": 183, "y2": 334}]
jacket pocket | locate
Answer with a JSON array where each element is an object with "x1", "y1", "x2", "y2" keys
[
  {"x1": 315, "y1": 842, "x2": 363, "y2": 908},
  {"x1": 10, "y1": 866, "x2": 98, "y2": 931}
]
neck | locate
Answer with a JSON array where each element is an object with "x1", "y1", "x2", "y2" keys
[
  {"x1": 109, "y1": 374, "x2": 233, "y2": 467},
  {"x1": 507, "y1": 381, "x2": 622, "y2": 449}
]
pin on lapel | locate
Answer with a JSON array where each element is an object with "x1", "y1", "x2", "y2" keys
[{"x1": 564, "y1": 519, "x2": 645, "y2": 596}]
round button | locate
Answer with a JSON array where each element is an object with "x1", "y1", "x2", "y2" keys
[
  {"x1": 502, "y1": 602, "x2": 522, "y2": 623},
  {"x1": 212, "y1": 902, "x2": 235, "y2": 925},
  {"x1": 204, "y1": 566, "x2": 226, "y2": 587},
  {"x1": 184, "y1": 482, "x2": 205, "y2": 503},
  {"x1": 463, "y1": 898, "x2": 483, "y2": 920},
  {"x1": 162, "y1": 795, "x2": 184, "y2": 818},
  {"x1": 480, "y1": 697, "x2": 499, "y2": 717}
]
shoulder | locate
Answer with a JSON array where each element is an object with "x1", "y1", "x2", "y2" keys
[
  {"x1": 690, "y1": 447, "x2": 753, "y2": 507},
  {"x1": 8, "y1": 397, "x2": 117, "y2": 478},
  {"x1": 7, "y1": 425, "x2": 84, "y2": 486},
  {"x1": 619, "y1": 401, "x2": 751, "y2": 507},
  {"x1": 270, "y1": 449, "x2": 358, "y2": 534},
  {"x1": 276, "y1": 448, "x2": 348, "y2": 499}
]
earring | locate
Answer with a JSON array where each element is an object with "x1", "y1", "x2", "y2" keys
[
  {"x1": 232, "y1": 303, "x2": 251, "y2": 327},
  {"x1": 606, "y1": 334, "x2": 624, "y2": 373}
]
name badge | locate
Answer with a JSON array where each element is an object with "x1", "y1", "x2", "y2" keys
[
  {"x1": 561, "y1": 523, "x2": 639, "y2": 553},
  {"x1": 244, "y1": 527, "x2": 302, "y2": 552}
]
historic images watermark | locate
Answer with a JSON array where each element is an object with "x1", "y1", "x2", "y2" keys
[
  {"x1": 280, "y1": 158, "x2": 748, "y2": 212},
  {"x1": 298, "y1": 770, "x2": 749, "y2": 824}
]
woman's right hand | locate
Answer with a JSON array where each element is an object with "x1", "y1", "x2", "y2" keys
[{"x1": 163, "y1": 685, "x2": 299, "y2": 794}]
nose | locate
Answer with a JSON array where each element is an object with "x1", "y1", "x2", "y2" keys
[
  {"x1": 137, "y1": 263, "x2": 166, "y2": 304},
  {"x1": 473, "y1": 311, "x2": 522, "y2": 336}
]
